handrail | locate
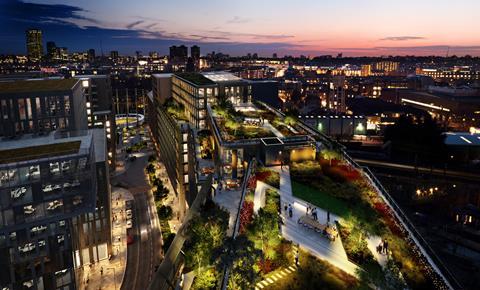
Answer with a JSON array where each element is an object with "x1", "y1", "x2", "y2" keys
[
  {"x1": 219, "y1": 159, "x2": 255, "y2": 290},
  {"x1": 281, "y1": 112, "x2": 458, "y2": 289}
]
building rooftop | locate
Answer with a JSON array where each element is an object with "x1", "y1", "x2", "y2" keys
[
  {"x1": 444, "y1": 132, "x2": 480, "y2": 146},
  {"x1": 202, "y1": 71, "x2": 243, "y2": 83},
  {"x1": 0, "y1": 78, "x2": 80, "y2": 94},
  {"x1": 175, "y1": 73, "x2": 216, "y2": 86},
  {"x1": 0, "y1": 131, "x2": 93, "y2": 164}
]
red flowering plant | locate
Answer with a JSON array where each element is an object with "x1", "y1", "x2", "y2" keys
[{"x1": 239, "y1": 200, "x2": 254, "y2": 234}]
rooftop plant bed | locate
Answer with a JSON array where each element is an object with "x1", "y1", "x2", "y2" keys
[
  {"x1": 255, "y1": 167, "x2": 280, "y2": 189},
  {"x1": 165, "y1": 99, "x2": 188, "y2": 121},
  {"x1": 0, "y1": 141, "x2": 81, "y2": 164},
  {"x1": 267, "y1": 249, "x2": 360, "y2": 290},
  {"x1": 289, "y1": 151, "x2": 440, "y2": 290}
]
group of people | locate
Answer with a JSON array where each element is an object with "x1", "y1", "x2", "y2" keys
[
  {"x1": 284, "y1": 203, "x2": 293, "y2": 218},
  {"x1": 376, "y1": 239, "x2": 389, "y2": 255},
  {"x1": 306, "y1": 205, "x2": 323, "y2": 221}
]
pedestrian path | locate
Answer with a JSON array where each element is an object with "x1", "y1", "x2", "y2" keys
[
  {"x1": 213, "y1": 188, "x2": 243, "y2": 236},
  {"x1": 269, "y1": 165, "x2": 359, "y2": 277},
  {"x1": 78, "y1": 187, "x2": 133, "y2": 290},
  {"x1": 366, "y1": 235, "x2": 388, "y2": 268},
  {"x1": 255, "y1": 265, "x2": 298, "y2": 290}
]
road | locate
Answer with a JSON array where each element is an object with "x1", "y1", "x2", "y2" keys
[
  {"x1": 354, "y1": 158, "x2": 480, "y2": 181},
  {"x1": 114, "y1": 153, "x2": 162, "y2": 290}
]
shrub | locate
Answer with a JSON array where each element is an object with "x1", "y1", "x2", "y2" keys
[
  {"x1": 239, "y1": 201, "x2": 254, "y2": 234},
  {"x1": 158, "y1": 205, "x2": 173, "y2": 220}
]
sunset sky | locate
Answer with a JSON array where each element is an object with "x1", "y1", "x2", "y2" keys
[{"x1": 1, "y1": 0, "x2": 480, "y2": 56}]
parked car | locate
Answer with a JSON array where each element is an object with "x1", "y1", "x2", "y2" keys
[
  {"x1": 127, "y1": 234, "x2": 134, "y2": 245},
  {"x1": 126, "y1": 219, "x2": 132, "y2": 229}
]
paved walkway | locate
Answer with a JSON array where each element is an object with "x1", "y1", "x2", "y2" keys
[
  {"x1": 366, "y1": 235, "x2": 388, "y2": 268},
  {"x1": 213, "y1": 187, "x2": 243, "y2": 236},
  {"x1": 270, "y1": 165, "x2": 359, "y2": 277},
  {"x1": 253, "y1": 181, "x2": 277, "y2": 213},
  {"x1": 79, "y1": 188, "x2": 133, "y2": 290}
]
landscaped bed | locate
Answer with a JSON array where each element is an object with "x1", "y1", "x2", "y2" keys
[
  {"x1": 256, "y1": 167, "x2": 280, "y2": 189},
  {"x1": 267, "y1": 249, "x2": 360, "y2": 290},
  {"x1": 290, "y1": 152, "x2": 441, "y2": 290}
]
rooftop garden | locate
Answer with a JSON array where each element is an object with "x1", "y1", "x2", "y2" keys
[
  {"x1": 164, "y1": 98, "x2": 188, "y2": 121},
  {"x1": 176, "y1": 72, "x2": 216, "y2": 86},
  {"x1": 0, "y1": 141, "x2": 81, "y2": 164},
  {"x1": 211, "y1": 99, "x2": 307, "y2": 141},
  {"x1": 290, "y1": 150, "x2": 443, "y2": 290}
]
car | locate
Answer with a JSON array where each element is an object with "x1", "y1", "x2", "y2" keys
[
  {"x1": 126, "y1": 220, "x2": 132, "y2": 229},
  {"x1": 126, "y1": 209, "x2": 133, "y2": 219},
  {"x1": 127, "y1": 234, "x2": 134, "y2": 245}
]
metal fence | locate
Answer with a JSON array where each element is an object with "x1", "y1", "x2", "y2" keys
[
  {"x1": 219, "y1": 159, "x2": 255, "y2": 290},
  {"x1": 342, "y1": 150, "x2": 460, "y2": 290}
]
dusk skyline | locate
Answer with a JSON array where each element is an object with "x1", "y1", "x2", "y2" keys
[{"x1": 2, "y1": 0, "x2": 480, "y2": 56}]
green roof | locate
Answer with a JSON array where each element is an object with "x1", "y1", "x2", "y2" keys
[
  {"x1": 0, "y1": 78, "x2": 80, "y2": 94},
  {"x1": 0, "y1": 141, "x2": 81, "y2": 164},
  {"x1": 175, "y1": 73, "x2": 215, "y2": 86}
]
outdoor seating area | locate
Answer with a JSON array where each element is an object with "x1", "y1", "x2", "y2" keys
[{"x1": 297, "y1": 215, "x2": 338, "y2": 241}]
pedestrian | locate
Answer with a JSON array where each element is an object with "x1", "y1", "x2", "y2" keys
[
  {"x1": 100, "y1": 267, "x2": 103, "y2": 276},
  {"x1": 288, "y1": 204, "x2": 293, "y2": 218},
  {"x1": 383, "y1": 240, "x2": 389, "y2": 254},
  {"x1": 327, "y1": 211, "x2": 331, "y2": 223},
  {"x1": 284, "y1": 203, "x2": 288, "y2": 213},
  {"x1": 295, "y1": 250, "x2": 299, "y2": 266},
  {"x1": 306, "y1": 205, "x2": 309, "y2": 215}
]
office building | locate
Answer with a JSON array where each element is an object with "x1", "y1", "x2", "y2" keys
[
  {"x1": 416, "y1": 67, "x2": 480, "y2": 81},
  {"x1": 46, "y1": 42, "x2": 57, "y2": 61},
  {"x1": 250, "y1": 80, "x2": 281, "y2": 109},
  {"x1": 361, "y1": 64, "x2": 372, "y2": 77},
  {"x1": 169, "y1": 45, "x2": 188, "y2": 63},
  {"x1": 374, "y1": 61, "x2": 399, "y2": 73},
  {"x1": 26, "y1": 29, "x2": 43, "y2": 62},
  {"x1": 0, "y1": 78, "x2": 112, "y2": 289},
  {"x1": 170, "y1": 73, "x2": 217, "y2": 130},
  {"x1": 149, "y1": 74, "x2": 197, "y2": 218},
  {"x1": 191, "y1": 45, "x2": 200, "y2": 61},
  {"x1": 0, "y1": 79, "x2": 88, "y2": 138},
  {"x1": 74, "y1": 75, "x2": 117, "y2": 170}
]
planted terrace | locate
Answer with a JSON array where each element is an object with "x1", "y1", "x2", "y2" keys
[{"x1": 210, "y1": 100, "x2": 308, "y2": 143}]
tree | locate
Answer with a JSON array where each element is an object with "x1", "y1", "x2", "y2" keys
[
  {"x1": 249, "y1": 208, "x2": 280, "y2": 259},
  {"x1": 146, "y1": 163, "x2": 155, "y2": 174},
  {"x1": 193, "y1": 267, "x2": 216, "y2": 290},
  {"x1": 225, "y1": 119, "x2": 241, "y2": 136},
  {"x1": 213, "y1": 236, "x2": 261, "y2": 290}
]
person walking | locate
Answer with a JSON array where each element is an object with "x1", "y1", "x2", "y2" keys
[
  {"x1": 288, "y1": 204, "x2": 293, "y2": 218},
  {"x1": 295, "y1": 250, "x2": 299, "y2": 266},
  {"x1": 284, "y1": 203, "x2": 288, "y2": 214},
  {"x1": 383, "y1": 239, "x2": 389, "y2": 254}
]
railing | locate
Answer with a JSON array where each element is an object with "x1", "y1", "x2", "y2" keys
[
  {"x1": 341, "y1": 149, "x2": 460, "y2": 290},
  {"x1": 361, "y1": 166, "x2": 461, "y2": 290},
  {"x1": 219, "y1": 159, "x2": 255, "y2": 290},
  {"x1": 289, "y1": 116, "x2": 459, "y2": 289}
]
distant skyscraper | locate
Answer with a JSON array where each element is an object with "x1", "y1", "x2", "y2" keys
[
  {"x1": 169, "y1": 45, "x2": 188, "y2": 62},
  {"x1": 25, "y1": 29, "x2": 43, "y2": 61},
  {"x1": 191, "y1": 45, "x2": 200, "y2": 60},
  {"x1": 87, "y1": 48, "x2": 96, "y2": 63},
  {"x1": 46, "y1": 41, "x2": 57, "y2": 60},
  {"x1": 110, "y1": 50, "x2": 119, "y2": 60}
]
